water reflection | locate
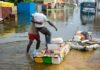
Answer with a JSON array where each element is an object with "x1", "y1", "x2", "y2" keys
[
  {"x1": 0, "y1": 7, "x2": 100, "y2": 39},
  {"x1": 93, "y1": 12, "x2": 100, "y2": 32},
  {"x1": 80, "y1": 11, "x2": 100, "y2": 38},
  {"x1": 80, "y1": 14, "x2": 95, "y2": 25},
  {"x1": 0, "y1": 7, "x2": 74, "y2": 40},
  {"x1": 16, "y1": 23, "x2": 29, "y2": 33},
  {"x1": 0, "y1": 21, "x2": 17, "y2": 36},
  {"x1": 1, "y1": 7, "x2": 100, "y2": 70},
  {"x1": 0, "y1": 14, "x2": 32, "y2": 36},
  {"x1": 47, "y1": 8, "x2": 74, "y2": 22}
]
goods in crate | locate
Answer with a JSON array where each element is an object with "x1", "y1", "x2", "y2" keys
[
  {"x1": 32, "y1": 38, "x2": 70, "y2": 64},
  {"x1": 69, "y1": 31, "x2": 100, "y2": 51}
]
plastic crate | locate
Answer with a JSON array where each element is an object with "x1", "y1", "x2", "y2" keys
[
  {"x1": 43, "y1": 57, "x2": 52, "y2": 64},
  {"x1": 17, "y1": 14, "x2": 32, "y2": 24},
  {"x1": 17, "y1": 2, "x2": 36, "y2": 15},
  {"x1": 34, "y1": 57, "x2": 43, "y2": 63},
  {"x1": 52, "y1": 57, "x2": 62, "y2": 64},
  {"x1": 33, "y1": 44, "x2": 70, "y2": 64}
]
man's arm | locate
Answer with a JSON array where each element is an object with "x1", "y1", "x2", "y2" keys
[{"x1": 47, "y1": 21, "x2": 57, "y2": 31}]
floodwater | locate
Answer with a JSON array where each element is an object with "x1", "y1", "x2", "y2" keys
[{"x1": 0, "y1": 6, "x2": 100, "y2": 70}]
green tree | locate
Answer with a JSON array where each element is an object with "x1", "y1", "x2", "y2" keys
[
  {"x1": 24, "y1": 0, "x2": 32, "y2": 2},
  {"x1": 7, "y1": 0, "x2": 14, "y2": 2},
  {"x1": 6, "y1": 0, "x2": 17, "y2": 5},
  {"x1": 7, "y1": 0, "x2": 33, "y2": 5}
]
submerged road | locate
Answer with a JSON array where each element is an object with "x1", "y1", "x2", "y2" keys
[{"x1": 0, "y1": 6, "x2": 100, "y2": 70}]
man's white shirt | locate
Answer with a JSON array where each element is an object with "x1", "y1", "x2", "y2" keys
[{"x1": 32, "y1": 13, "x2": 49, "y2": 28}]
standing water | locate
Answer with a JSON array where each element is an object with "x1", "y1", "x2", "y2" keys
[{"x1": 0, "y1": 6, "x2": 100, "y2": 70}]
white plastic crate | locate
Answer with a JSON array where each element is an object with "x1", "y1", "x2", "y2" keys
[
  {"x1": 52, "y1": 56, "x2": 62, "y2": 64},
  {"x1": 47, "y1": 44, "x2": 60, "y2": 50},
  {"x1": 51, "y1": 37, "x2": 64, "y2": 44}
]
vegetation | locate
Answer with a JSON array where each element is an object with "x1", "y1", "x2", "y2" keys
[
  {"x1": 6, "y1": 0, "x2": 33, "y2": 5},
  {"x1": 23, "y1": 0, "x2": 33, "y2": 2},
  {"x1": 3, "y1": 0, "x2": 43, "y2": 5},
  {"x1": 7, "y1": 0, "x2": 33, "y2": 3}
]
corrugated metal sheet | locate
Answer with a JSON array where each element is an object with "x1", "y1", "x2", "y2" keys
[
  {"x1": 0, "y1": 7, "x2": 12, "y2": 20},
  {"x1": 2, "y1": 7, "x2": 12, "y2": 18}
]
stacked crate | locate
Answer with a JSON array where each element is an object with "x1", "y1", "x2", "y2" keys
[
  {"x1": 33, "y1": 38, "x2": 70, "y2": 64},
  {"x1": 33, "y1": 44, "x2": 70, "y2": 64}
]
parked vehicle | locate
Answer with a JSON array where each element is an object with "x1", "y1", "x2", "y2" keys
[{"x1": 80, "y1": 2, "x2": 97, "y2": 15}]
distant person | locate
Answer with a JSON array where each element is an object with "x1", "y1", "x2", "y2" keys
[
  {"x1": 27, "y1": 12, "x2": 57, "y2": 54},
  {"x1": 42, "y1": 4, "x2": 47, "y2": 15}
]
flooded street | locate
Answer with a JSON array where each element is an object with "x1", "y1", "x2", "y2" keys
[{"x1": 0, "y1": 6, "x2": 100, "y2": 70}]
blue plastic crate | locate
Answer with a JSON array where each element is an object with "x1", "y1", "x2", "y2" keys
[
  {"x1": 17, "y1": 2, "x2": 36, "y2": 15},
  {"x1": 18, "y1": 14, "x2": 32, "y2": 24}
]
